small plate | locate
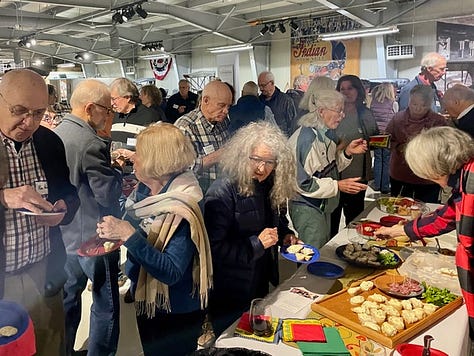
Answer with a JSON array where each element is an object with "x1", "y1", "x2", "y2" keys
[
  {"x1": 374, "y1": 274, "x2": 424, "y2": 299},
  {"x1": 376, "y1": 197, "x2": 429, "y2": 217},
  {"x1": 307, "y1": 261, "x2": 344, "y2": 279},
  {"x1": 77, "y1": 235, "x2": 123, "y2": 257},
  {"x1": 335, "y1": 244, "x2": 401, "y2": 269},
  {"x1": 396, "y1": 343, "x2": 448, "y2": 356},
  {"x1": 16, "y1": 208, "x2": 66, "y2": 217},
  {"x1": 356, "y1": 222, "x2": 382, "y2": 240},
  {"x1": 280, "y1": 244, "x2": 320, "y2": 264},
  {"x1": 379, "y1": 215, "x2": 406, "y2": 227}
]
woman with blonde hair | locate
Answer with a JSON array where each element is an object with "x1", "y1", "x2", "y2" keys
[
  {"x1": 204, "y1": 121, "x2": 299, "y2": 337},
  {"x1": 289, "y1": 90, "x2": 368, "y2": 248},
  {"x1": 370, "y1": 82, "x2": 398, "y2": 193},
  {"x1": 376, "y1": 126, "x2": 474, "y2": 338},
  {"x1": 97, "y1": 123, "x2": 213, "y2": 356}
]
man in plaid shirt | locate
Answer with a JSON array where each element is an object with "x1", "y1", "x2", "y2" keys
[{"x1": 175, "y1": 80, "x2": 233, "y2": 193}]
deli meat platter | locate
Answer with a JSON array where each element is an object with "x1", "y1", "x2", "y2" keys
[{"x1": 311, "y1": 272, "x2": 463, "y2": 348}]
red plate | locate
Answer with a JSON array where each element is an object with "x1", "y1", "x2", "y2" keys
[
  {"x1": 379, "y1": 215, "x2": 406, "y2": 227},
  {"x1": 77, "y1": 235, "x2": 123, "y2": 257},
  {"x1": 396, "y1": 343, "x2": 448, "y2": 356},
  {"x1": 356, "y1": 222, "x2": 382, "y2": 239}
]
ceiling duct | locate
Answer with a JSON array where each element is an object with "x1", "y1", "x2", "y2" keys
[{"x1": 386, "y1": 44, "x2": 415, "y2": 60}]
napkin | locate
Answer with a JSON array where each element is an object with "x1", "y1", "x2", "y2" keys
[
  {"x1": 282, "y1": 319, "x2": 325, "y2": 342},
  {"x1": 234, "y1": 312, "x2": 281, "y2": 344},
  {"x1": 296, "y1": 327, "x2": 350, "y2": 355}
]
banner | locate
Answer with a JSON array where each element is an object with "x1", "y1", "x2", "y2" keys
[
  {"x1": 150, "y1": 57, "x2": 172, "y2": 80},
  {"x1": 290, "y1": 38, "x2": 360, "y2": 84}
]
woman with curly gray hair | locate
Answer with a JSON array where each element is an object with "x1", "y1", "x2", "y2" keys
[
  {"x1": 204, "y1": 121, "x2": 298, "y2": 337},
  {"x1": 289, "y1": 90, "x2": 368, "y2": 248}
]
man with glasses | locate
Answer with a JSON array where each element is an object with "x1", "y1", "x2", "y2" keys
[
  {"x1": 0, "y1": 69, "x2": 79, "y2": 355},
  {"x1": 109, "y1": 77, "x2": 157, "y2": 148},
  {"x1": 54, "y1": 79, "x2": 123, "y2": 356},
  {"x1": 398, "y1": 52, "x2": 448, "y2": 112},
  {"x1": 175, "y1": 80, "x2": 232, "y2": 193},
  {"x1": 258, "y1": 71, "x2": 297, "y2": 136}
]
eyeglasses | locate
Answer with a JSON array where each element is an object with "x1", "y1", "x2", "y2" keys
[
  {"x1": 249, "y1": 156, "x2": 277, "y2": 168},
  {"x1": 324, "y1": 107, "x2": 345, "y2": 116},
  {"x1": 93, "y1": 102, "x2": 114, "y2": 115},
  {"x1": 258, "y1": 81, "x2": 272, "y2": 89},
  {"x1": 111, "y1": 95, "x2": 129, "y2": 102},
  {"x1": 0, "y1": 92, "x2": 47, "y2": 121}
]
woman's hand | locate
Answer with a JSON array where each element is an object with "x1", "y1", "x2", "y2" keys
[
  {"x1": 345, "y1": 138, "x2": 368, "y2": 156},
  {"x1": 282, "y1": 233, "x2": 304, "y2": 245},
  {"x1": 338, "y1": 177, "x2": 368, "y2": 194},
  {"x1": 258, "y1": 227, "x2": 278, "y2": 249},
  {"x1": 374, "y1": 224, "x2": 407, "y2": 239},
  {"x1": 97, "y1": 215, "x2": 135, "y2": 242}
]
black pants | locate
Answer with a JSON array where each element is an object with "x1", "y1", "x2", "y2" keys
[
  {"x1": 137, "y1": 309, "x2": 205, "y2": 356},
  {"x1": 330, "y1": 190, "x2": 366, "y2": 237},
  {"x1": 390, "y1": 177, "x2": 440, "y2": 203}
]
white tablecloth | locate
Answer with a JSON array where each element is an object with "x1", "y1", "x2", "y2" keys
[{"x1": 216, "y1": 203, "x2": 469, "y2": 355}]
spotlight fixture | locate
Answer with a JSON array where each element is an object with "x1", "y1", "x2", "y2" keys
[
  {"x1": 141, "y1": 41, "x2": 165, "y2": 52},
  {"x1": 74, "y1": 54, "x2": 84, "y2": 61},
  {"x1": 269, "y1": 24, "x2": 276, "y2": 35},
  {"x1": 259, "y1": 24, "x2": 269, "y2": 36},
  {"x1": 112, "y1": 12, "x2": 123, "y2": 24},
  {"x1": 135, "y1": 4, "x2": 148, "y2": 19},
  {"x1": 289, "y1": 20, "x2": 299, "y2": 31},
  {"x1": 278, "y1": 22, "x2": 286, "y2": 34},
  {"x1": 121, "y1": 7, "x2": 135, "y2": 22},
  {"x1": 74, "y1": 52, "x2": 92, "y2": 62},
  {"x1": 18, "y1": 36, "x2": 36, "y2": 48}
]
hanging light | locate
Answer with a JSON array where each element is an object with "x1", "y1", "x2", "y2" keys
[
  {"x1": 278, "y1": 22, "x2": 286, "y2": 34},
  {"x1": 259, "y1": 24, "x2": 269, "y2": 36},
  {"x1": 289, "y1": 20, "x2": 299, "y2": 31},
  {"x1": 269, "y1": 24, "x2": 276, "y2": 35},
  {"x1": 112, "y1": 12, "x2": 124, "y2": 24},
  {"x1": 135, "y1": 4, "x2": 148, "y2": 19}
]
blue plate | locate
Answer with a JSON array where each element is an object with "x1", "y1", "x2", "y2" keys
[
  {"x1": 0, "y1": 300, "x2": 29, "y2": 345},
  {"x1": 280, "y1": 244, "x2": 320, "y2": 264},
  {"x1": 307, "y1": 261, "x2": 345, "y2": 279}
]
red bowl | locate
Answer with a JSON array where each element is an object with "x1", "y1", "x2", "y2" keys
[
  {"x1": 380, "y1": 215, "x2": 406, "y2": 227},
  {"x1": 356, "y1": 222, "x2": 382, "y2": 238},
  {"x1": 396, "y1": 343, "x2": 448, "y2": 356}
]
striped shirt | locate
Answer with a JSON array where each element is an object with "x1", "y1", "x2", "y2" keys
[
  {"x1": 175, "y1": 108, "x2": 230, "y2": 193},
  {"x1": 1, "y1": 134, "x2": 50, "y2": 272}
]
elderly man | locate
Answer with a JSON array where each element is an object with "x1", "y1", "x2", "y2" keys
[
  {"x1": 110, "y1": 77, "x2": 157, "y2": 148},
  {"x1": 398, "y1": 52, "x2": 447, "y2": 112},
  {"x1": 228, "y1": 81, "x2": 276, "y2": 134},
  {"x1": 54, "y1": 80, "x2": 123, "y2": 356},
  {"x1": 443, "y1": 84, "x2": 474, "y2": 136},
  {"x1": 0, "y1": 69, "x2": 79, "y2": 355},
  {"x1": 174, "y1": 80, "x2": 232, "y2": 193},
  {"x1": 166, "y1": 79, "x2": 199, "y2": 124},
  {"x1": 258, "y1": 71, "x2": 297, "y2": 136},
  {"x1": 286, "y1": 74, "x2": 309, "y2": 111}
]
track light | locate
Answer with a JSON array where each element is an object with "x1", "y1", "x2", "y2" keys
[
  {"x1": 289, "y1": 20, "x2": 299, "y2": 31},
  {"x1": 135, "y1": 4, "x2": 148, "y2": 19},
  {"x1": 112, "y1": 12, "x2": 123, "y2": 24},
  {"x1": 269, "y1": 24, "x2": 276, "y2": 35},
  {"x1": 141, "y1": 41, "x2": 165, "y2": 52},
  {"x1": 260, "y1": 24, "x2": 269, "y2": 36},
  {"x1": 18, "y1": 36, "x2": 36, "y2": 48},
  {"x1": 278, "y1": 22, "x2": 286, "y2": 34}
]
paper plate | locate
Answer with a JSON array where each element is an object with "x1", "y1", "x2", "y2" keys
[
  {"x1": 281, "y1": 244, "x2": 320, "y2": 264},
  {"x1": 17, "y1": 208, "x2": 66, "y2": 217},
  {"x1": 77, "y1": 235, "x2": 123, "y2": 257},
  {"x1": 307, "y1": 261, "x2": 345, "y2": 279}
]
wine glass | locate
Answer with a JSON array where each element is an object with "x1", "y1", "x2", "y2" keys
[{"x1": 249, "y1": 298, "x2": 273, "y2": 337}]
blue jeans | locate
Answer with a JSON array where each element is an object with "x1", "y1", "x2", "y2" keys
[
  {"x1": 63, "y1": 252, "x2": 120, "y2": 356},
  {"x1": 373, "y1": 148, "x2": 391, "y2": 192}
]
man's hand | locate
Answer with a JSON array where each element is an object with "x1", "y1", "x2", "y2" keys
[
  {"x1": 345, "y1": 138, "x2": 368, "y2": 156},
  {"x1": 1, "y1": 185, "x2": 53, "y2": 212},
  {"x1": 282, "y1": 233, "x2": 304, "y2": 245},
  {"x1": 36, "y1": 200, "x2": 67, "y2": 227},
  {"x1": 178, "y1": 105, "x2": 186, "y2": 114},
  {"x1": 338, "y1": 177, "x2": 368, "y2": 194}
]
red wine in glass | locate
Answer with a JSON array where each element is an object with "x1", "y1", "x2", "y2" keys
[{"x1": 251, "y1": 315, "x2": 273, "y2": 337}]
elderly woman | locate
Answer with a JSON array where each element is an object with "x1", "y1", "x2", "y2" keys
[
  {"x1": 204, "y1": 122, "x2": 298, "y2": 337},
  {"x1": 330, "y1": 75, "x2": 378, "y2": 237},
  {"x1": 375, "y1": 126, "x2": 474, "y2": 338},
  {"x1": 386, "y1": 84, "x2": 448, "y2": 202},
  {"x1": 139, "y1": 85, "x2": 167, "y2": 122},
  {"x1": 289, "y1": 90, "x2": 368, "y2": 248},
  {"x1": 97, "y1": 123, "x2": 213, "y2": 356}
]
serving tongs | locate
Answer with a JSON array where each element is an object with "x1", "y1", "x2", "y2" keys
[{"x1": 422, "y1": 334, "x2": 434, "y2": 356}]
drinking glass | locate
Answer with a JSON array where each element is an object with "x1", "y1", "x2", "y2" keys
[{"x1": 249, "y1": 298, "x2": 273, "y2": 337}]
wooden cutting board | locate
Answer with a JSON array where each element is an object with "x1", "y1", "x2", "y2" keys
[{"x1": 311, "y1": 272, "x2": 463, "y2": 348}]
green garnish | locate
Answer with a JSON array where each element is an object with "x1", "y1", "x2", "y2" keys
[
  {"x1": 378, "y1": 250, "x2": 398, "y2": 266},
  {"x1": 422, "y1": 282, "x2": 458, "y2": 306}
]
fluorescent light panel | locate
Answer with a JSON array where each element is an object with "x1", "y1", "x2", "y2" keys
[
  {"x1": 93, "y1": 59, "x2": 116, "y2": 64},
  {"x1": 320, "y1": 26, "x2": 398, "y2": 41},
  {"x1": 209, "y1": 44, "x2": 253, "y2": 53},
  {"x1": 138, "y1": 54, "x2": 170, "y2": 60}
]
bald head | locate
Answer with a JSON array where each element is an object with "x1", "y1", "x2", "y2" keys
[
  {"x1": 443, "y1": 84, "x2": 474, "y2": 118},
  {"x1": 0, "y1": 69, "x2": 48, "y2": 141},
  {"x1": 200, "y1": 81, "x2": 232, "y2": 123}
]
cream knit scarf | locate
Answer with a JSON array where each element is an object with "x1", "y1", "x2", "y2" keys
[{"x1": 126, "y1": 172, "x2": 213, "y2": 318}]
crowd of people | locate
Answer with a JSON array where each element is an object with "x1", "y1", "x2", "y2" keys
[{"x1": 0, "y1": 50, "x2": 473, "y2": 356}]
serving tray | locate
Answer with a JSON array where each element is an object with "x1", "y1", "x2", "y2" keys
[{"x1": 311, "y1": 272, "x2": 463, "y2": 348}]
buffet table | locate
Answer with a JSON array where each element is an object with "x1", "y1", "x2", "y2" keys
[{"x1": 215, "y1": 202, "x2": 469, "y2": 355}]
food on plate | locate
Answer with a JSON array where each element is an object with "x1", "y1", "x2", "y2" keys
[
  {"x1": 0, "y1": 325, "x2": 18, "y2": 337},
  {"x1": 348, "y1": 286, "x2": 362, "y2": 296},
  {"x1": 401, "y1": 309, "x2": 419, "y2": 324},
  {"x1": 386, "y1": 298, "x2": 403, "y2": 311},
  {"x1": 361, "y1": 300, "x2": 379, "y2": 310},
  {"x1": 340, "y1": 243, "x2": 399, "y2": 268},
  {"x1": 423, "y1": 303, "x2": 439, "y2": 315},
  {"x1": 387, "y1": 315, "x2": 405, "y2": 331},
  {"x1": 439, "y1": 267, "x2": 457, "y2": 277},
  {"x1": 103, "y1": 241, "x2": 116, "y2": 252},
  {"x1": 421, "y1": 283, "x2": 458, "y2": 307},
  {"x1": 350, "y1": 295, "x2": 365, "y2": 306},
  {"x1": 351, "y1": 306, "x2": 367, "y2": 314},
  {"x1": 361, "y1": 321, "x2": 381, "y2": 332},
  {"x1": 360, "y1": 280, "x2": 374, "y2": 291},
  {"x1": 300, "y1": 247, "x2": 314, "y2": 256},
  {"x1": 368, "y1": 293, "x2": 387, "y2": 303},
  {"x1": 377, "y1": 197, "x2": 426, "y2": 216},
  {"x1": 286, "y1": 244, "x2": 303, "y2": 254},
  {"x1": 413, "y1": 307, "x2": 426, "y2": 320},
  {"x1": 409, "y1": 297, "x2": 424, "y2": 309},
  {"x1": 370, "y1": 308, "x2": 387, "y2": 324},
  {"x1": 381, "y1": 321, "x2": 398, "y2": 337},
  {"x1": 358, "y1": 313, "x2": 376, "y2": 324},
  {"x1": 295, "y1": 252, "x2": 312, "y2": 262},
  {"x1": 387, "y1": 277, "x2": 423, "y2": 296},
  {"x1": 379, "y1": 304, "x2": 400, "y2": 317},
  {"x1": 400, "y1": 299, "x2": 413, "y2": 310}
]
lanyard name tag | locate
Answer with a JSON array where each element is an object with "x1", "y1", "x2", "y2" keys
[{"x1": 35, "y1": 180, "x2": 48, "y2": 197}]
